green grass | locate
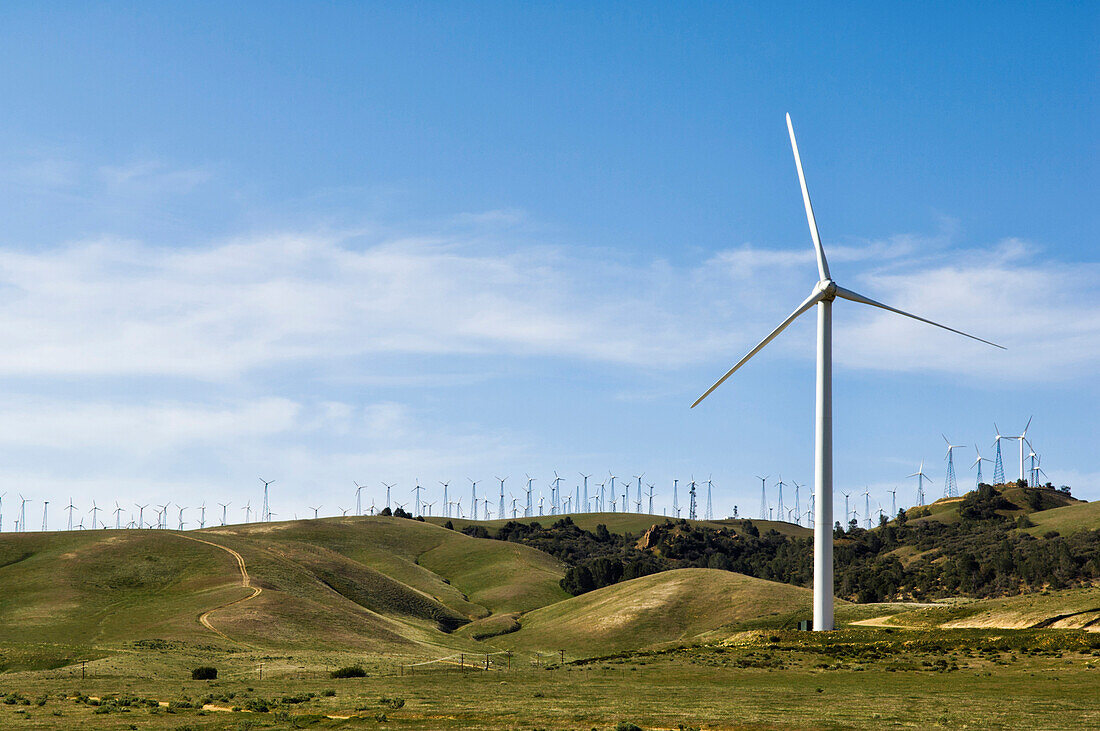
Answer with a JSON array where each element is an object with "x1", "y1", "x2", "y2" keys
[
  {"x1": 0, "y1": 629, "x2": 1097, "y2": 729},
  {"x1": 496, "y1": 568, "x2": 818, "y2": 655},
  {"x1": 1027, "y1": 499, "x2": 1100, "y2": 536}
]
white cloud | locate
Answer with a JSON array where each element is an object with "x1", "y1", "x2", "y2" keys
[{"x1": 0, "y1": 231, "x2": 1097, "y2": 384}]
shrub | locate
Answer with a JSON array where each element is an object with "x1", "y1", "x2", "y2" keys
[
  {"x1": 191, "y1": 666, "x2": 218, "y2": 680},
  {"x1": 331, "y1": 665, "x2": 366, "y2": 679},
  {"x1": 321, "y1": 689, "x2": 336, "y2": 697},
  {"x1": 616, "y1": 723, "x2": 644, "y2": 731}
]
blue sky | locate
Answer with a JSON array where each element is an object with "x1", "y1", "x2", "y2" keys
[{"x1": 0, "y1": 2, "x2": 1096, "y2": 527}]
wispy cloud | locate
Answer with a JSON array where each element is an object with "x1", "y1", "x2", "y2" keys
[{"x1": 0, "y1": 230, "x2": 1096, "y2": 382}]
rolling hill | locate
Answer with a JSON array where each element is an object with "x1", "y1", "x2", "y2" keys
[{"x1": 495, "y1": 568, "x2": 818, "y2": 655}]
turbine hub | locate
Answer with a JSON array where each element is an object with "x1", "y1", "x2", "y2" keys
[{"x1": 814, "y1": 279, "x2": 837, "y2": 300}]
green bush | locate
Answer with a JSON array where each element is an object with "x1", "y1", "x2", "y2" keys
[
  {"x1": 191, "y1": 666, "x2": 217, "y2": 680},
  {"x1": 331, "y1": 665, "x2": 366, "y2": 678}
]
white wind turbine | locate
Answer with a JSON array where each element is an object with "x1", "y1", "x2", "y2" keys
[
  {"x1": 972, "y1": 447, "x2": 991, "y2": 488},
  {"x1": 1005, "y1": 416, "x2": 1033, "y2": 483},
  {"x1": 942, "y1": 435, "x2": 966, "y2": 499},
  {"x1": 691, "y1": 115, "x2": 1002, "y2": 631},
  {"x1": 908, "y1": 461, "x2": 933, "y2": 507}
]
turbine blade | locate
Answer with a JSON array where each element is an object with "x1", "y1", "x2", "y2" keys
[
  {"x1": 691, "y1": 289, "x2": 824, "y2": 408},
  {"x1": 786, "y1": 113, "x2": 830, "y2": 280},
  {"x1": 834, "y1": 285, "x2": 1005, "y2": 349}
]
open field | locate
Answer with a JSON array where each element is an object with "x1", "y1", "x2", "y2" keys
[
  {"x1": 0, "y1": 628, "x2": 1098, "y2": 729},
  {"x1": 1, "y1": 511, "x2": 1098, "y2": 728}
]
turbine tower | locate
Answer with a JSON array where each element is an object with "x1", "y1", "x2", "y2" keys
[
  {"x1": 259, "y1": 477, "x2": 274, "y2": 522},
  {"x1": 842, "y1": 491, "x2": 851, "y2": 526},
  {"x1": 354, "y1": 482, "x2": 366, "y2": 516},
  {"x1": 646, "y1": 483, "x2": 656, "y2": 514},
  {"x1": 1006, "y1": 417, "x2": 1033, "y2": 483},
  {"x1": 776, "y1": 475, "x2": 786, "y2": 518},
  {"x1": 705, "y1": 476, "x2": 714, "y2": 520},
  {"x1": 971, "y1": 447, "x2": 990, "y2": 488},
  {"x1": 41, "y1": 501, "x2": 49, "y2": 532},
  {"x1": 690, "y1": 115, "x2": 1002, "y2": 631},
  {"x1": 673, "y1": 478, "x2": 680, "y2": 517},
  {"x1": 688, "y1": 477, "x2": 697, "y2": 520},
  {"x1": 66, "y1": 498, "x2": 75, "y2": 531},
  {"x1": 441, "y1": 481, "x2": 450, "y2": 518},
  {"x1": 942, "y1": 435, "x2": 966, "y2": 498},
  {"x1": 635, "y1": 474, "x2": 645, "y2": 515},
  {"x1": 218, "y1": 502, "x2": 229, "y2": 526},
  {"x1": 756, "y1": 475, "x2": 768, "y2": 520},
  {"x1": 888, "y1": 487, "x2": 897, "y2": 518},
  {"x1": 992, "y1": 424, "x2": 1009, "y2": 484},
  {"x1": 792, "y1": 480, "x2": 802, "y2": 526},
  {"x1": 908, "y1": 462, "x2": 932, "y2": 507},
  {"x1": 524, "y1": 475, "x2": 535, "y2": 518},
  {"x1": 468, "y1": 479, "x2": 476, "y2": 520},
  {"x1": 496, "y1": 476, "x2": 507, "y2": 519},
  {"x1": 579, "y1": 474, "x2": 589, "y2": 514}
]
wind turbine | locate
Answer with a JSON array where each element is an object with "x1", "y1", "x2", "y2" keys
[
  {"x1": 551, "y1": 473, "x2": 564, "y2": 515},
  {"x1": 176, "y1": 505, "x2": 186, "y2": 530},
  {"x1": 0, "y1": 492, "x2": 5, "y2": 532},
  {"x1": 704, "y1": 476, "x2": 714, "y2": 520},
  {"x1": 888, "y1": 487, "x2": 897, "y2": 518},
  {"x1": 755, "y1": 476, "x2": 768, "y2": 520},
  {"x1": 634, "y1": 474, "x2": 645, "y2": 515},
  {"x1": 19, "y1": 495, "x2": 30, "y2": 532},
  {"x1": 776, "y1": 475, "x2": 786, "y2": 519},
  {"x1": 862, "y1": 489, "x2": 871, "y2": 529},
  {"x1": 607, "y1": 473, "x2": 616, "y2": 513},
  {"x1": 354, "y1": 482, "x2": 366, "y2": 516},
  {"x1": 524, "y1": 475, "x2": 535, "y2": 518},
  {"x1": 496, "y1": 476, "x2": 507, "y2": 519},
  {"x1": 467, "y1": 479, "x2": 476, "y2": 520},
  {"x1": 942, "y1": 435, "x2": 966, "y2": 498},
  {"x1": 691, "y1": 115, "x2": 1003, "y2": 630},
  {"x1": 424, "y1": 500, "x2": 436, "y2": 517},
  {"x1": 259, "y1": 477, "x2": 274, "y2": 522},
  {"x1": 339, "y1": 506, "x2": 349, "y2": 516},
  {"x1": 971, "y1": 447, "x2": 991, "y2": 488},
  {"x1": 842, "y1": 491, "x2": 851, "y2": 526},
  {"x1": 309, "y1": 505, "x2": 321, "y2": 519},
  {"x1": 578, "y1": 474, "x2": 590, "y2": 514},
  {"x1": 413, "y1": 481, "x2": 425, "y2": 516},
  {"x1": 218, "y1": 501, "x2": 230, "y2": 526},
  {"x1": 792, "y1": 480, "x2": 802, "y2": 525},
  {"x1": 908, "y1": 462, "x2": 933, "y2": 507},
  {"x1": 41, "y1": 501, "x2": 49, "y2": 532},
  {"x1": 66, "y1": 498, "x2": 76, "y2": 531},
  {"x1": 136, "y1": 504, "x2": 148, "y2": 530},
  {"x1": 88, "y1": 500, "x2": 100, "y2": 531},
  {"x1": 992, "y1": 424, "x2": 1010, "y2": 484},
  {"x1": 441, "y1": 481, "x2": 450, "y2": 517},
  {"x1": 1005, "y1": 417, "x2": 1033, "y2": 483},
  {"x1": 199, "y1": 503, "x2": 206, "y2": 529},
  {"x1": 672, "y1": 478, "x2": 679, "y2": 517},
  {"x1": 242, "y1": 501, "x2": 252, "y2": 524},
  {"x1": 1025, "y1": 441, "x2": 1039, "y2": 487},
  {"x1": 646, "y1": 483, "x2": 656, "y2": 514}
]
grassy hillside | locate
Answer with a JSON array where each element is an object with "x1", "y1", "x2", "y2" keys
[
  {"x1": 1027, "y1": 500, "x2": 1100, "y2": 536},
  {"x1": 0, "y1": 516, "x2": 567, "y2": 656},
  {"x1": 427, "y1": 512, "x2": 812, "y2": 538},
  {"x1": 496, "y1": 568, "x2": 816, "y2": 655},
  {"x1": 906, "y1": 485, "x2": 1080, "y2": 526},
  {"x1": 858, "y1": 586, "x2": 1100, "y2": 630},
  {"x1": 0, "y1": 530, "x2": 243, "y2": 646},
  {"x1": 207, "y1": 516, "x2": 568, "y2": 616}
]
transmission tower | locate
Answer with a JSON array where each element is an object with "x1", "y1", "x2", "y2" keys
[{"x1": 688, "y1": 479, "x2": 697, "y2": 520}]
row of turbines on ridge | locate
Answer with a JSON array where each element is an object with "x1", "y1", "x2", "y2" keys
[{"x1": 0, "y1": 420, "x2": 1048, "y2": 533}]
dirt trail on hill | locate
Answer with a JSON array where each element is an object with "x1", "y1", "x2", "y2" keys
[{"x1": 175, "y1": 533, "x2": 262, "y2": 646}]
